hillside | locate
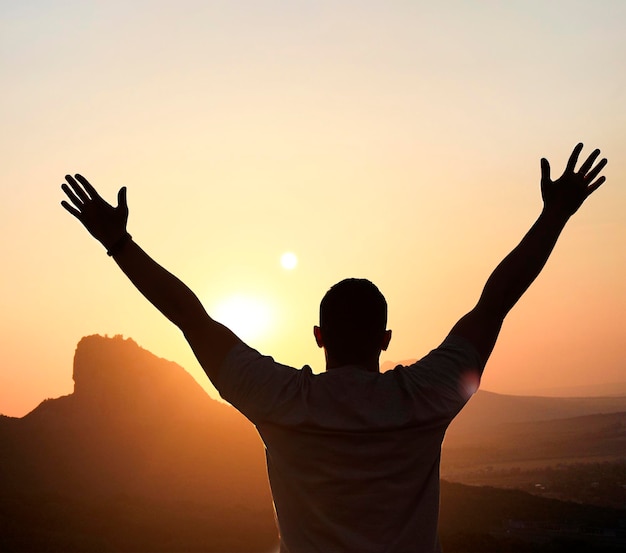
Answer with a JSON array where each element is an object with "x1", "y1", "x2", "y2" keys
[
  {"x1": 449, "y1": 389, "x2": 626, "y2": 431},
  {"x1": 0, "y1": 335, "x2": 277, "y2": 552},
  {"x1": 442, "y1": 391, "x2": 626, "y2": 497}
]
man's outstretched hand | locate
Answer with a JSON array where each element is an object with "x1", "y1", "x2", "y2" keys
[
  {"x1": 541, "y1": 143, "x2": 607, "y2": 218},
  {"x1": 61, "y1": 174, "x2": 129, "y2": 251}
]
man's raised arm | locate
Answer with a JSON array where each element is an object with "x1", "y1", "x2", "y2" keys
[
  {"x1": 450, "y1": 143, "x2": 608, "y2": 364},
  {"x1": 61, "y1": 174, "x2": 241, "y2": 381}
]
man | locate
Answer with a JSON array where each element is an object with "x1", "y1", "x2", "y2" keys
[{"x1": 61, "y1": 143, "x2": 607, "y2": 552}]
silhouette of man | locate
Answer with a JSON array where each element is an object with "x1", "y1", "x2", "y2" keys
[{"x1": 61, "y1": 143, "x2": 607, "y2": 553}]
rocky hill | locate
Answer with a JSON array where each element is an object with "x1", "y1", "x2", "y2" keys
[{"x1": 0, "y1": 335, "x2": 277, "y2": 552}]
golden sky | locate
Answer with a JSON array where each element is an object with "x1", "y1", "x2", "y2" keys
[{"x1": 2, "y1": 1, "x2": 625, "y2": 417}]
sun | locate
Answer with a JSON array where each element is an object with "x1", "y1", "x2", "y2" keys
[
  {"x1": 213, "y1": 295, "x2": 273, "y2": 342},
  {"x1": 280, "y1": 252, "x2": 298, "y2": 270}
]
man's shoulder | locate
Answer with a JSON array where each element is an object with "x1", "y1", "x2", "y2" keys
[
  {"x1": 216, "y1": 342, "x2": 312, "y2": 419},
  {"x1": 388, "y1": 334, "x2": 483, "y2": 402},
  {"x1": 390, "y1": 334, "x2": 481, "y2": 372}
]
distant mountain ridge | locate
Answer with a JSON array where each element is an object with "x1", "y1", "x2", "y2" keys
[
  {"x1": 382, "y1": 360, "x2": 626, "y2": 399},
  {"x1": 449, "y1": 389, "x2": 626, "y2": 431},
  {"x1": 517, "y1": 381, "x2": 626, "y2": 397}
]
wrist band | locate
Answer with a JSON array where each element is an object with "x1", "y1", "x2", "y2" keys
[{"x1": 107, "y1": 232, "x2": 132, "y2": 257}]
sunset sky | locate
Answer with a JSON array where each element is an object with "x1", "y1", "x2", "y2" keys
[{"x1": 2, "y1": 1, "x2": 625, "y2": 418}]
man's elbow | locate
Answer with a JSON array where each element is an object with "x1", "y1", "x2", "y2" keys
[{"x1": 168, "y1": 295, "x2": 208, "y2": 332}]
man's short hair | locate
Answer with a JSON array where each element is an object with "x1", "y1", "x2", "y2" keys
[{"x1": 319, "y1": 278, "x2": 388, "y2": 365}]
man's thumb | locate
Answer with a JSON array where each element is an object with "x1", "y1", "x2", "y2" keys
[
  {"x1": 117, "y1": 186, "x2": 128, "y2": 210},
  {"x1": 540, "y1": 158, "x2": 550, "y2": 182}
]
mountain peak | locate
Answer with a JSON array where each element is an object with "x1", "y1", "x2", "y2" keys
[{"x1": 71, "y1": 334, "x2": 208, "y2": 414}]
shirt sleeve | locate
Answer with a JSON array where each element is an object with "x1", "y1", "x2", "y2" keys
[
  {"x1": 398, "y1": 334, "x2": 485, "y2": 418},
  {"x1": 214, "y1": 342, "x2": 304, "y2": 423}
]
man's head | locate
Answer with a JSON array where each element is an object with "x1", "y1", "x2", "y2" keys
[{"x1": 314, "y1": 278, "x2": 391, "y2": 369}]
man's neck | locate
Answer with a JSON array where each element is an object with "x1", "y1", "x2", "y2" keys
[{"x1": 325, "y1": 357, "x2": 380, "y2": 373}]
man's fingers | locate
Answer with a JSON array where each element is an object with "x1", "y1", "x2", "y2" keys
[
  {"x1": 565, "y1": 142, "x2": 584, "y2": 173},
  {"x1": 61, "y1": 182, "x2": 84, "y2": 209},
  {"x1": 61, "y1": 200, "x2": 82, "y2": 219},
  {"x1": 587, "y1": 175, "x2": 606, "y2": 195},
  {"x1": 64, "y1": 174, "x2": 90, "y2": 203},
  {"x1": 584, "y1": 157, "x2": 607, "y2": 183},
  {"x1": 540, "y1": 158, "x2": 551, "y2": 182},
  {"x1": 578, "y1": 148, "x2": 601, "y2": 175},
  {"x1": 75, "y1": 174, "x2": 100, "y2": 200}
]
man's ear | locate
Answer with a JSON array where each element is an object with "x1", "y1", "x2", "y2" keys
[
  {"x1": 313, "y1": 325, "x2": 324, "y2": 348},
  {"x1": 381, "y1": 329, "x2": 392, "y2": 351}
]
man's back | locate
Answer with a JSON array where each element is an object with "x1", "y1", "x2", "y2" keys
[{"x1": 217, "y1": 335, "x2": 483, "y2": 552}]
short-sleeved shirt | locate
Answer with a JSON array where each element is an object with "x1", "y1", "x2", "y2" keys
[{"x1": 216, "y1": 335, "x2": 484, "y2": 553}]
